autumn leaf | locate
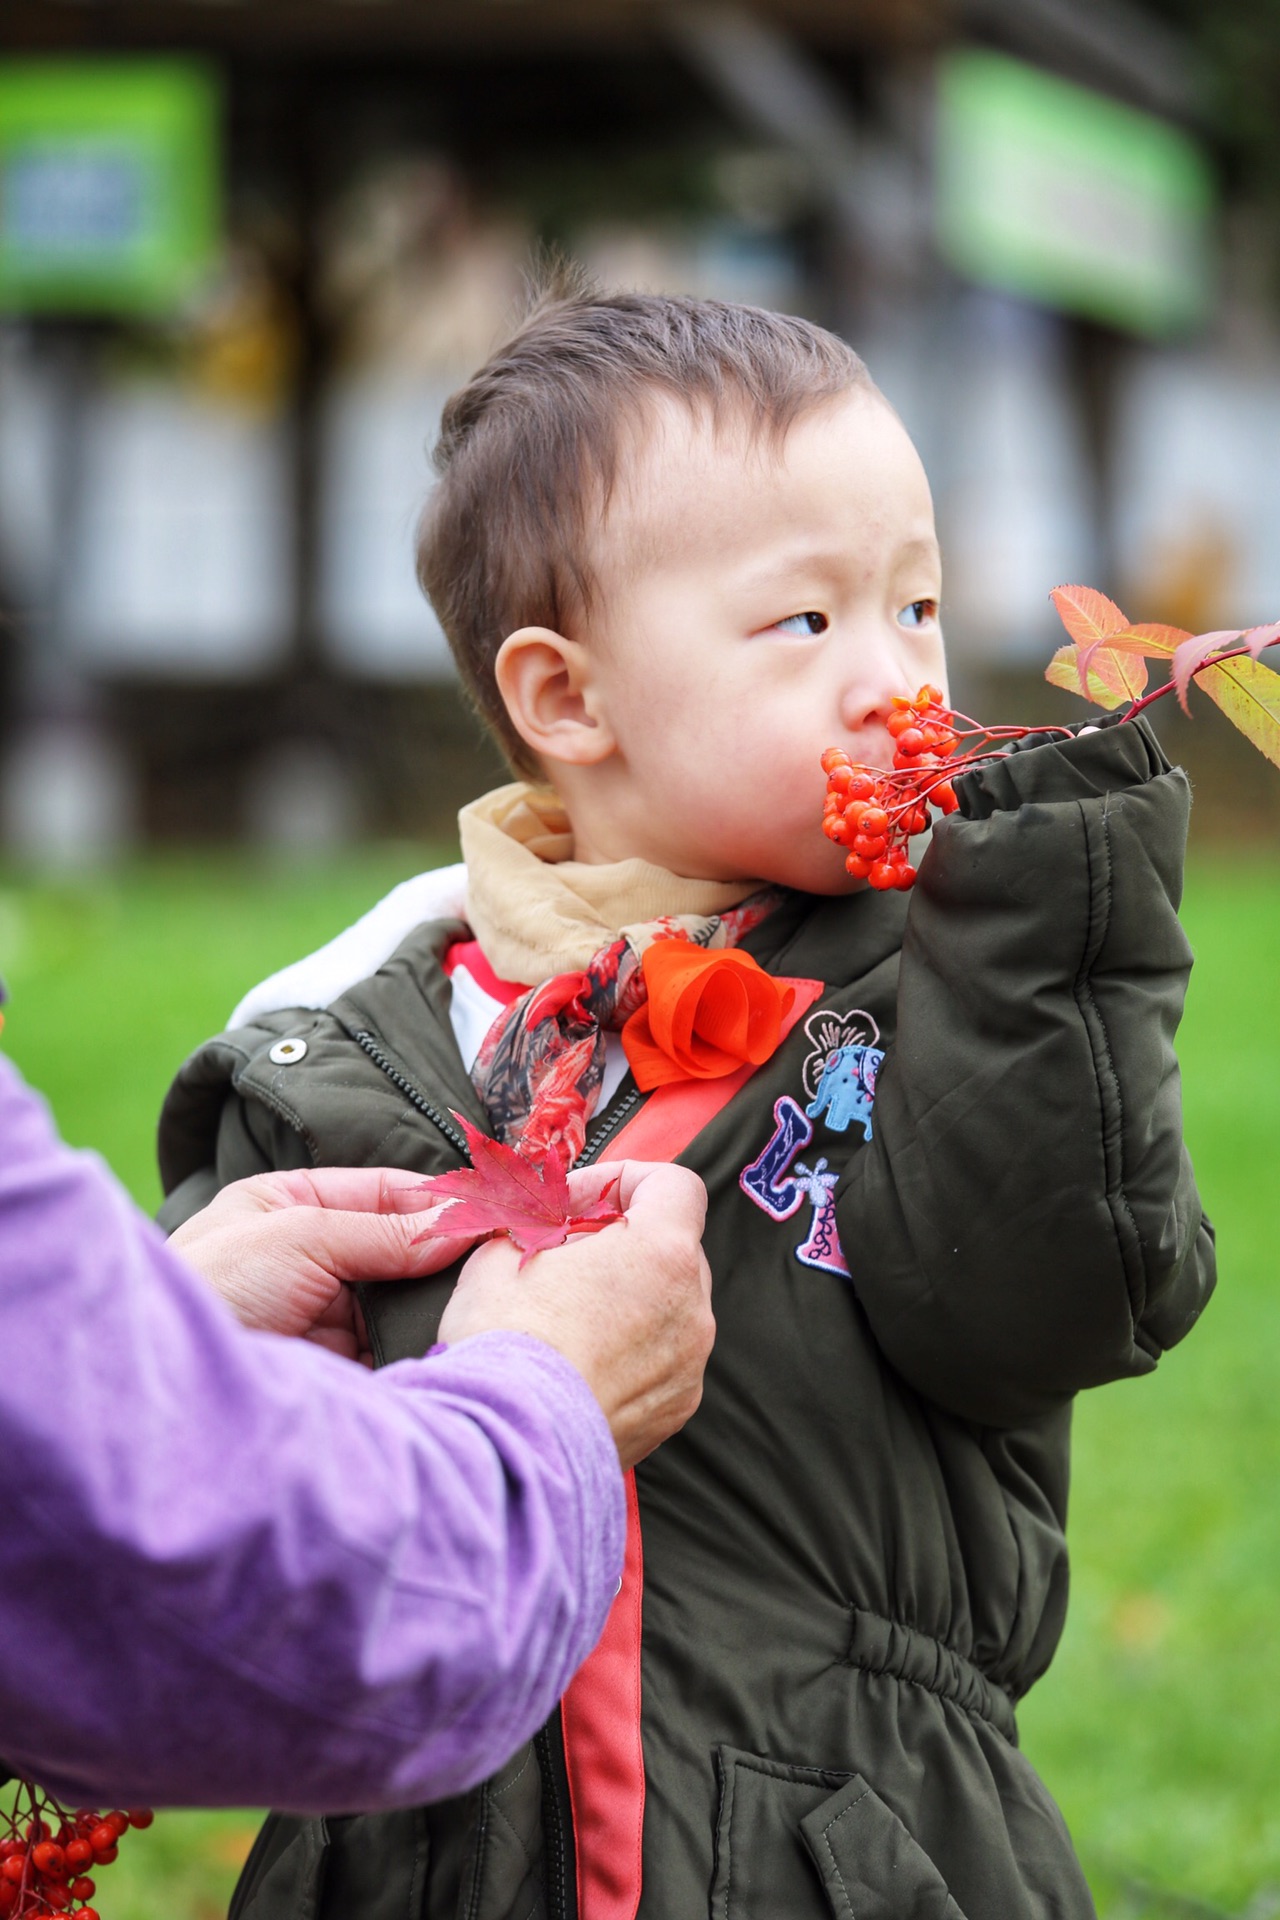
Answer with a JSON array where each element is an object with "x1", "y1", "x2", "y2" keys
[
  {"x1": 1045, "y1": 641, "x2": 1148, "y2": 709},
  {"x1": 1195, "y1": 654, "x2": 1280, "y2": 769},
  {"x1": 413, "y1": 1113, "x2": 624, "y2": 1266},
  {"x1": 1244, "y1": 620, "x2": 1280, "y2": 660},
  {"x1": 1167, "y1": 620, "x2": 1280, "y2": 712},
  {"x1": 1120, "y1": 622, "x2": 1189, "y2": 657},
  {"x1": 1049, "y1": 584, "x2": 1129, "y2": 648},
  {"x1": 1171, "y1": 629, "x2": 1243, "y2": 712},
  {"x1": 1046, "y1": 586, "x2": 1150, "y2": 704}
]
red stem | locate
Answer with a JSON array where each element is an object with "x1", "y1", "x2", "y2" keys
[
  {"x1": 948, "y1": 713, "x2": 1068, "y2": 742},
  {"x1": 1125, "y1": 642, "x2": 1253, "y2": 720},
  {"x1": 834, "y1": 648, "x2": 1260, "y2": 826}
]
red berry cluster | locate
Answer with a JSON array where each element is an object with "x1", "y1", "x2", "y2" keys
[
  {"x1": 0, "y1": 1785, "x2": 153, "y2": 1919},
  {"x1": 821, "y1": 685, "x2": 961, "y2": 891}
]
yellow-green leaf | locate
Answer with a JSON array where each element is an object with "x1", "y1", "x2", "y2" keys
[
  {"x1": 1045, "y1": 641, "x2": 1147, "y2": 710},
  {"x1": 1172, "y1": 630, "x2": 1242, "y2": 712},
  {"x1": 1196, "y1": 655, "x2": 1280, "y2": 768}
]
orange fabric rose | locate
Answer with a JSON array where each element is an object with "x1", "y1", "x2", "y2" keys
[{"x1": 620, "y1": 940, "x2": 796, "y2": 1091}]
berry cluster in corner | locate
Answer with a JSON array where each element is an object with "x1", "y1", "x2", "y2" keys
[
  {"x1": 821, "y1": 684, "x2": 961, "y2": 891},
  {"x1": 819, "y1": 577, "x2": 1280, "y2": 898},
  {"x1": 0, "y1": 1786, "x2": 153, "y2": 1919},
  {"x1": 817, "y1": 572, "x2": 1280, "y2": 894}
]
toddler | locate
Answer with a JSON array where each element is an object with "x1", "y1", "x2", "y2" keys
[{"x1": 161, "y1": 270, "x2": 1213, "y2": 1920}]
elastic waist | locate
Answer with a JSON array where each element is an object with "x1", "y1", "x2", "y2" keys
[{"x1": 845, "y1": 1607, "x2": 1018, "y2": 1743}]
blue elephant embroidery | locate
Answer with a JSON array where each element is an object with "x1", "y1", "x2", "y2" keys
[{"x1": 805, "y1": 1043, "x2": 883, "y2": 1141}]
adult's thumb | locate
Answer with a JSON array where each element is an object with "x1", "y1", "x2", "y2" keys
[
  {"x1": 284, "y1": 1206, "x2": 480, "y2": 1284},
  {"x1": 609, "y1": 1160, "x2": 709, "y2": 1238}
]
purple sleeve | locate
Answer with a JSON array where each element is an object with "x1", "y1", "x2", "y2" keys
[{"x1": 0, "y1": 1054, "x2": 625, "y2": 1810}]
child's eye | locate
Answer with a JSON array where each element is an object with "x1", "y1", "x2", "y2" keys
[
  {"x1": 897, "y1": 599, "x2": 938, "y2": 629},
  {"x1": 772, "y1": 611, "x2": 829, "y2": 636}
]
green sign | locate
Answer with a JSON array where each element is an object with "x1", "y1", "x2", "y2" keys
[
  {"x1": 936, "y1": 50, "x2": 1214, "y2": 337},
  {"x1": 0, "y1": 60, "x2": 221, "y2": 315}
]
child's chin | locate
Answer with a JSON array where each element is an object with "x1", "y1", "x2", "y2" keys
[
  {"x1": 811, "y1": 870, "x2": 868, "y2": 898},
  {"x1": 770, "y1": 851, "x2": 867, "y2": 897}
]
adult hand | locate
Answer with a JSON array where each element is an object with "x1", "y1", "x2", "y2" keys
[
  {"x1": 170, "y1": 1166, "x2": 451, "y2": 1360},
  {"x1": 438, "y1": 1161, "x2": 715, "y2": 1469}
]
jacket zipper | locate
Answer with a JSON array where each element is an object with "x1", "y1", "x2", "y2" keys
[
  {"x1": 530, "y1": 1086, "x2": 644, "y2": 1920},
  {"x1": 351, "y1": 1024, "x2": 634, "y2": 1919},
  {"x1": 535, "y1": 1720, "x2": 577, "y2": 1920},
  {"x1": 348, "y1": 1029, "x2": 473, "y2": 1159},
  {"x1": 577, "y1": 1084, "x2": 642, "y2": 1166},
  {"x1": 353, "y1": 1017, "x2": 644, "y2": 1172}
]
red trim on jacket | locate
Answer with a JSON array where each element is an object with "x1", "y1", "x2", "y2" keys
[
  {"x1": 561, "y1": 1473, "x2": 646, "y2": 1920},
  {"x1": 559, "y1": 978, "x2": 825, "y2": 1920}
]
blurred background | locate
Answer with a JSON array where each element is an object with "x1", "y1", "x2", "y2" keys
[
  {"x1": 2, "y1": 4, "x2": 1280, "y2": 1919},
  {"x1": 2, "y1": 0, "x2": 1280, "y2": 859}
]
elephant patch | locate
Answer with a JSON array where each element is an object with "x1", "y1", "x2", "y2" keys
[{"x1": 801, "y1": 1008, "x2": 884, "y2": 1141}]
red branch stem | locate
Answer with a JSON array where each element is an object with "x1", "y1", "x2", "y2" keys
[{"x1": 1125, "y1": 643, "x2": 1254, "y2": 720}]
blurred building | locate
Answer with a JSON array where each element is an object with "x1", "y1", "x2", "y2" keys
[{"x1": 0, "y1": 0, "x2": 1273, "y2": 859}]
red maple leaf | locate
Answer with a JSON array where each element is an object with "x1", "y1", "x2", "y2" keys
[{"x1": 413, "y1": 1113, "x2": 624, "y2": 1266}]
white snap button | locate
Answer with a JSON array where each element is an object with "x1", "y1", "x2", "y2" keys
[{"x1": 269, "y1": 1037, "x2": 308, "y2": 1065}]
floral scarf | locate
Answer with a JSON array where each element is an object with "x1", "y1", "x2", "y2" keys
[
  {"x1": 457, "y1": 782, "x2": 783, "y2": 1168},
  {"x1": 469, "y1": 897, "x2": 780, "y2": 1169}
]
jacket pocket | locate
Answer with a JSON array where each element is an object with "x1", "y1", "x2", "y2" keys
[
  {"x1": 711, "y1": 1747, "x2": 967, "y2": 1920},
  {"x1": 799, "y1": 1775, "x2": 967, "y2": 1919}
]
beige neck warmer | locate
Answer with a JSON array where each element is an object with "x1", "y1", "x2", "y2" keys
[{"x1": 459, "y1": 782, "x2": 760, "y2": 984}]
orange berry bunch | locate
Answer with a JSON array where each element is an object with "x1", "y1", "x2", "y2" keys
[
  {"x1": 0, "y1": 1785, "x2": 153, "y2": 1919},
  {"x1": 821, "y1": 684, "x2": 961, "y2": 891}
]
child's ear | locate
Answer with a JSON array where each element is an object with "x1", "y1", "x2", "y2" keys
[{"x1": 495, "y1": 627, "x2": 617, "y2": 768}]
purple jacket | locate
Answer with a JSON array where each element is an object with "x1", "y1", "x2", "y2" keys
[{"x1": 0, "y1": 1053, "x2": 624, "y2": 1811}]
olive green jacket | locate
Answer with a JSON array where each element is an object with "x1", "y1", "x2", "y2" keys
[{"x1": 158, "y1": 721, "x2": 1214, "y2": 1920}]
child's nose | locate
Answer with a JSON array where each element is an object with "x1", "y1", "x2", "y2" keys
[
  {"x1": 837, "y1": 618, "x2": 933, "y2": 748},
  {"x1": 837, "y1": 656, "x2": 905, "y2": 742}
]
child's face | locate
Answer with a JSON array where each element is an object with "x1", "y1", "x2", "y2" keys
[{"x1": 533, "y1": 385, "x2": 947, "y2": 894}]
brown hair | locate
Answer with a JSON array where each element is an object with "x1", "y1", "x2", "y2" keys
[{"x1": 417, "y1": 258, "x2": 871, "y2": 775}]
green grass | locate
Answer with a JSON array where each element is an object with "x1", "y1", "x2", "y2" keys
[
  {"x1": 0, "y1": 847, "x2": 454, "y2": 1210},
  {"x1": 1, "y1": 847, "x2": 1278, "y2": 1919},
  {"x1": 1017, "y1": 857, "x2": 1280, "y2": 1919}
]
